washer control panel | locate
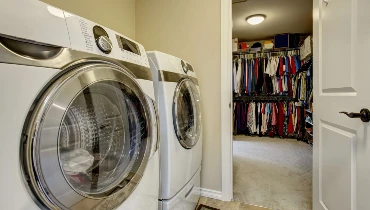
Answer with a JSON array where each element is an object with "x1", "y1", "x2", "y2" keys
[{"x1": 65, "y1": 12, "x2": 150, "y2": 67}]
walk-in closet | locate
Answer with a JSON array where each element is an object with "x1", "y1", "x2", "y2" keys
[{"x1": 232, "y1": 1, "x2": 313, "y2": 209}]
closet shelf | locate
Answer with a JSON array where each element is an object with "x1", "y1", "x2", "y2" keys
[{"x1": 233, "y1": 47, "x2": 301, "y2": 55}]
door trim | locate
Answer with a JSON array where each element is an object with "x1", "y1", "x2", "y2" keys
[
  {"x1": 220, "y1": 0, "x2": 233, "y2": 202},
  {"x1": 313, "y1": 0, "x2": 320, "y2": 209}
]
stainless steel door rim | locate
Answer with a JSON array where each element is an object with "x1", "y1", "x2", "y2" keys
[{"x1": 172, "y1": 78, "x2": 201, "y2": 149}]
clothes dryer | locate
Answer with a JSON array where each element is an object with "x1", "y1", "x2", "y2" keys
[{"x1": 147, "y1": 51, "x2": 202, "y2": 210}]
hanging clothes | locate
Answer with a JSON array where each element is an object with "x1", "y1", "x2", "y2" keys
[{"x1": 232, "y1": 50, "x2": 313, "y2": 141}]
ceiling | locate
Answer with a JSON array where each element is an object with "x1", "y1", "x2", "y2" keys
[{"x1": 232, "y1": 0, "x2": 313, "y2": 41}]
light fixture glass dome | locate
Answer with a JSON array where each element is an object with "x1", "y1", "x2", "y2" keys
[{"x1": 246, "y1": 15, "x2": 266, "y2": 25}]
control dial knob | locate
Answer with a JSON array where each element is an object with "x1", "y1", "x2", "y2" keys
[{"x1": 96, "y1": 35, "x2": 112, "y2": 54}]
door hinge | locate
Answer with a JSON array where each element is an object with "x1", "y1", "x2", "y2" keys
[{"x1": 229, "y1": 102, "x2": 231, "y2": 108}]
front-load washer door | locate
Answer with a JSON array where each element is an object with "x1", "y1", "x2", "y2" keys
[
  {"x1": 172, "y1": 78, "x2": 201, "y2": 149},
  {"x1": 21, "y1": 61, "x2": 156, "y2": 210}
]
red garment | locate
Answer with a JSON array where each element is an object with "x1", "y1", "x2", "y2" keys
[
  {"x1": 271, "y1": 103, "x2": 278, "y2": 126},
  {"x1": 279, "y1": 57, "x2": 284, "y2": 75},
  {"x1": 288, "y1": 103, "x2": 294, "y2": 133},
  {"x1": 290, "y1": 56, "x2": 297, "y2": 74},
  {"x1": 277, "y1": 102, "x2": 285, "y2": 136}
]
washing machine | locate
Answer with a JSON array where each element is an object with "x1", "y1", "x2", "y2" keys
[
  {"x1": 147, "y1": 51, "x2": 202, "y2": 210},
  {"x1": 0, "y1": 1, "x2": 159, "y2": 210}
]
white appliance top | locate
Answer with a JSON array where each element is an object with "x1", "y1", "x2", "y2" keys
[
  {"x1": 65, "y1": 12, "x2": 150, "y2": 68},
  {"x1": 147, "y1": 51, "x2": 197, "y2": 78},
  {"x1": 0, "y1": 2, "x2": 70, "y2": 47},
  {"x1": 0, "y1": 0, "x2": 149, "y2": 68}
]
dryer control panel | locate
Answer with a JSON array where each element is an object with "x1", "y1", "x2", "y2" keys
[
  {"x1": 64, "y1": 12, "x2": 149, "y2": 68},
  {"x1": 147, "y1": 51, "x2": 197, "y2": 78}
]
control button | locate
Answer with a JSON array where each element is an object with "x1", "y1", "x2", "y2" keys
[
  {"x1": 96, "y1": 36, "x2": 112, "y2": 54},
  {"x1": 181, "y1": 60, "x2": 188, "y2": 73},
  {"x1": 182, "y1": 65, "x2": 188, "y2": 73}
]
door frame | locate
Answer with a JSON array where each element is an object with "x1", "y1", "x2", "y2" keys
[{"x1": 220, "y1": 0, "x2": 233, "y2": 202}]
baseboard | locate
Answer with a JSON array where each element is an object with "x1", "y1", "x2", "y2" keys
[{"x1": 200, "y1": 188, "x2": 222, "y2": 200}]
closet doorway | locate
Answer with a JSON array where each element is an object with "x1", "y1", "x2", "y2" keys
[{"x1": 231, "y1": 1, "x2": 313, "y2": 209}]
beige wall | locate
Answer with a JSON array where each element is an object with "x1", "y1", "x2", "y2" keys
[
  {"x1": 136, "y1": 0, "x2": 222, "y2": 191},
  {"x1": 41, "y1": 0, "x2": 136, "y2": 40}
]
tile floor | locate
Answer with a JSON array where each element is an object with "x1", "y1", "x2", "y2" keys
[{"x1": 196, "y1": 197, "x2": 270, "y2": 210}]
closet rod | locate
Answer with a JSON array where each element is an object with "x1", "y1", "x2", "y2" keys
[
  {"x1": 234, "y1": 95, "x2": 295, "y2": 101},
  {"x1": 233, "y1": 47, "x2": 300, "y2": 55}
]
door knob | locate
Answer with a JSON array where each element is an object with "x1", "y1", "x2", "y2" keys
[{"x1": 339, "y1": 108, "x2": 370, "y2": 122}]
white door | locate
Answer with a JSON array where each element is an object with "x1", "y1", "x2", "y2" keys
[{"x1": 313, "y1": 0, "x2": 370, "y2": 209}]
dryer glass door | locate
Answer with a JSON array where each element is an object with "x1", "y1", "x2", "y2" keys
[
  {"x1": 22, "y1": 63, "x2": 155, "y2": 210},
  {"x1": 173, "y1": 78, "x2": 201, "y2": 149}
]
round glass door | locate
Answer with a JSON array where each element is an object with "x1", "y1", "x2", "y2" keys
[
  {"x1": 21, "y1": 62, "x2": 155, "y2": 210},
  {"x1": 59, "y1": 81, "x2": 143, "y2": 195},
  {"x1": 172, "y1": 78, "x2": 201, "y2": 149}
]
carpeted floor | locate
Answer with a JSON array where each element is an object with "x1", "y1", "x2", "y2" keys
[{"x1": 233, "y1": 136, "x2": 312, "y2": 210}]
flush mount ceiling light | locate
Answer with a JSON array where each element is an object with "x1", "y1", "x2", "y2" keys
[{"x1": 246, "y1": 14, "x2": 266, "y2": 25}]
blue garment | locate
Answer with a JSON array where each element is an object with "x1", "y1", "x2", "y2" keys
[
  {"x1": 294, "y1": 55, "x2": 299, "y2": 72},
  {"x1": 285, "y1": 56, "x2": 290, "y2": 74},
  {"x1": 248, "y1": 59, "x2": 252, "y2": 93},
  {"x1": 251, "y1": 59, "x2": 256, "y2": 93},
  {"x1": 266, "y1": 103, "x2": 271, "y2": 115},
  {"x1": 242, "y1": 59, "x2": 246, "y2": 93},
  {"x1": 297, "y1": 55, "x2": 301, "y2": 69}
]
